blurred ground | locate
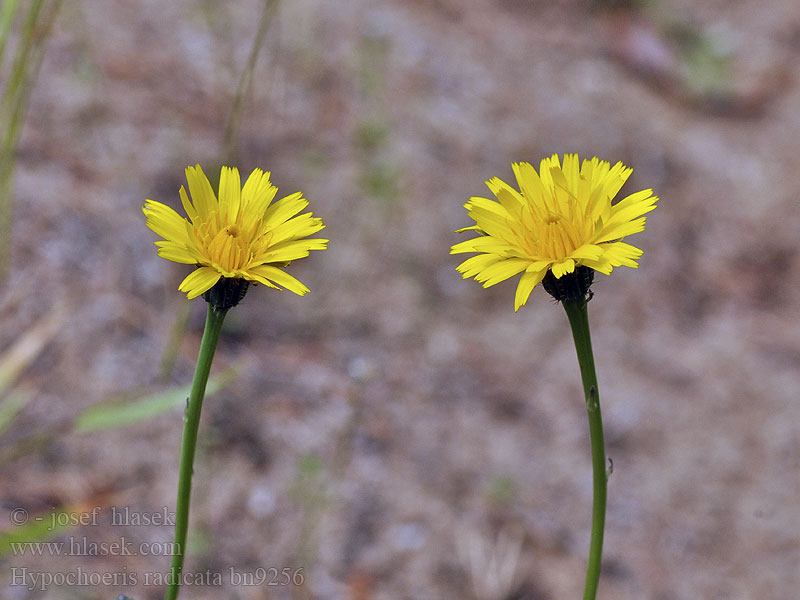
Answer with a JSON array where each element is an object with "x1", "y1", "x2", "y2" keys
[{"x1": 1, "y1": 0, "x2": 800, "y2": 599}]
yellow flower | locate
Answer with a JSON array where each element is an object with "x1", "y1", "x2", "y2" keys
[
  {"x1": 451, "y1": 154, "x2": 658, "y2": 311},
  {"x1": 144, "y1": 164, "x2": 327, "y2": 299}
]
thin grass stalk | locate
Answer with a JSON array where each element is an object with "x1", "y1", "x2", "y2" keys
[
  {"x1": 0, "y1": 0, "x2": 22, "y2": 70},
  {"x1": 220, "y1": 0, "x2": 280, "y2": 163},
  {"x1": 0, "y1": 0, "x2": 62, "y2": 279},
  {"x1": 0, "y1": 0, "x2": 45, "y2": 189}
]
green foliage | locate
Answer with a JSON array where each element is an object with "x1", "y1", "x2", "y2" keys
[
  {"x1": 359, "y1": 160, "x2": 399, "y2": 203},
  {"x1": 0, "y1": 389, "x2": 31, "y2": 438},
  {"x1": 354, "y1": 115, "x2": 398, "y2": 204},
  {"x1": 0, "y1": 506, "x2": 75, "y2": 559},
  {"x1": 74, "y1": 365, "x2": 241, "y2": 433},
  {"x1": 675, "y1": 27, "x2": 733, "y2": 100},
  {"x1": 355, "y1": 117, "x2": 391, "y2": 155},
  {"x1": 485, "y1": 474, "x2": 518, "y2": 505}
]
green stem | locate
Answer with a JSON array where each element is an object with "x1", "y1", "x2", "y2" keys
[
  {"x1": 563, "y1": 297, "x2": 606, "y2": 600},
  {"x1": 164, "y1": 304, "x2": 227, "y2": 600}
]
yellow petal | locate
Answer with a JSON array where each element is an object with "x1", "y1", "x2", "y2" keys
[
  {"x1": 185, "y1": 165, "x2": 217, "y2": 217},
  {"x1": 241, "y1": 168, "x2": 276, "y2": 214},
  {"x1": 219, "y1": 166, "x2": 242, "y2": 222},
  {"x1": 513, "y1": 162, "x2": 548, "y2": 210},
  {"x1": 179, "y1": 186, "x2": 197, "y2": 221},
  {"x1": 249, "y1": 265, "x2": 310, "y2": 295},
  {"x1": 485, "y1": 177, "x2": 525, "y2": 219},
  {"x1": 456, "y1": 254, "x2": 503, "y2": 278},
  {"x1": 143, "y1": 201, "x2": 191, "y2": 243},
  {"x1": 601, "y1": 242, "x2": 642, "y2": 267},
  {"x1": 465, "y1": 204, "x2": 514, "y2": 240},
  {"x1": 475, "y1": 258, "x2": 530, "y2": 287},
  {"x1": 570, "y1": 244, "x2": 604, "y2": 261},
  {"x1": 450, "y1": 236, "x2": 519, "y2": 256},
  {"x1": 514, "y1": 265, "x2": 549, "y2": 311},
  {"x1": 155, "y1": 241, "x2": 197, "y2": 264},
  {"x1": 594, "y1": 217, "x2": 647, "y2": 243},
  {"x1": 255, "y1": 238, "x2": 328, "y2": 263},
  {"x1": 268, "y1": 213, "x2": 326, "y2": 246},
  {"x1": 263, "y1": 192, "x2": 308, "y2": 228},
  {"x1": 550, "y1": 258, "x2": 576, "y2": 278},
  {"x1": 178, "y1": 267, "x2": 221, "y2": 299}
]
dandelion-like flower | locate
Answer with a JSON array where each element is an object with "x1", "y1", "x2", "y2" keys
[
  {"x1": 143, "y1": 164, "x2": 328, "y2": 300},
  {"x1": 451, "y1": 154, "x2": 658, "y2": 310}
]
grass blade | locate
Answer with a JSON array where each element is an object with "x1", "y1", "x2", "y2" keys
[{"x1": 74, "y1": 364, "x2": 241, "y2": 433}]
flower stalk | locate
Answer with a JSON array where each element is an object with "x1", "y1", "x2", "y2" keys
[
  {"x1": 563, "y1": 296, "x2": 606, "y2": 600},
  {"x1": 164, "y1": 303, "x2": 227, "y2": 600}
]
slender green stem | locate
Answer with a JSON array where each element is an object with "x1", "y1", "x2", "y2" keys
[
  {"x1": 563, "y1": 297, "x2": 606, "y2": 600},
  {"x1": 164, "y1": 304, "x2": 227, "y2": 600}
]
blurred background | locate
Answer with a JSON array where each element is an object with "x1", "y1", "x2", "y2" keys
[{"x1": 1, "y1": 0, "x2": 799, "y2": 598}]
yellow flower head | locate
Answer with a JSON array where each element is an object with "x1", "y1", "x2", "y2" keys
[
  {"x1": 451, "y1": 154, "x2": 658, "y2": 311},
  {"x1": 143, "y1": 164, "x2": 328, "y2": 299}
]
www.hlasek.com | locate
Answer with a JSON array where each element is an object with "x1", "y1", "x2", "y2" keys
[
  {"x1": 10, "y1": 536, "x2": 179, "y2": 557},
  {"x1": 10, "y1": 567, "x2": 306, "y2": 591}
]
